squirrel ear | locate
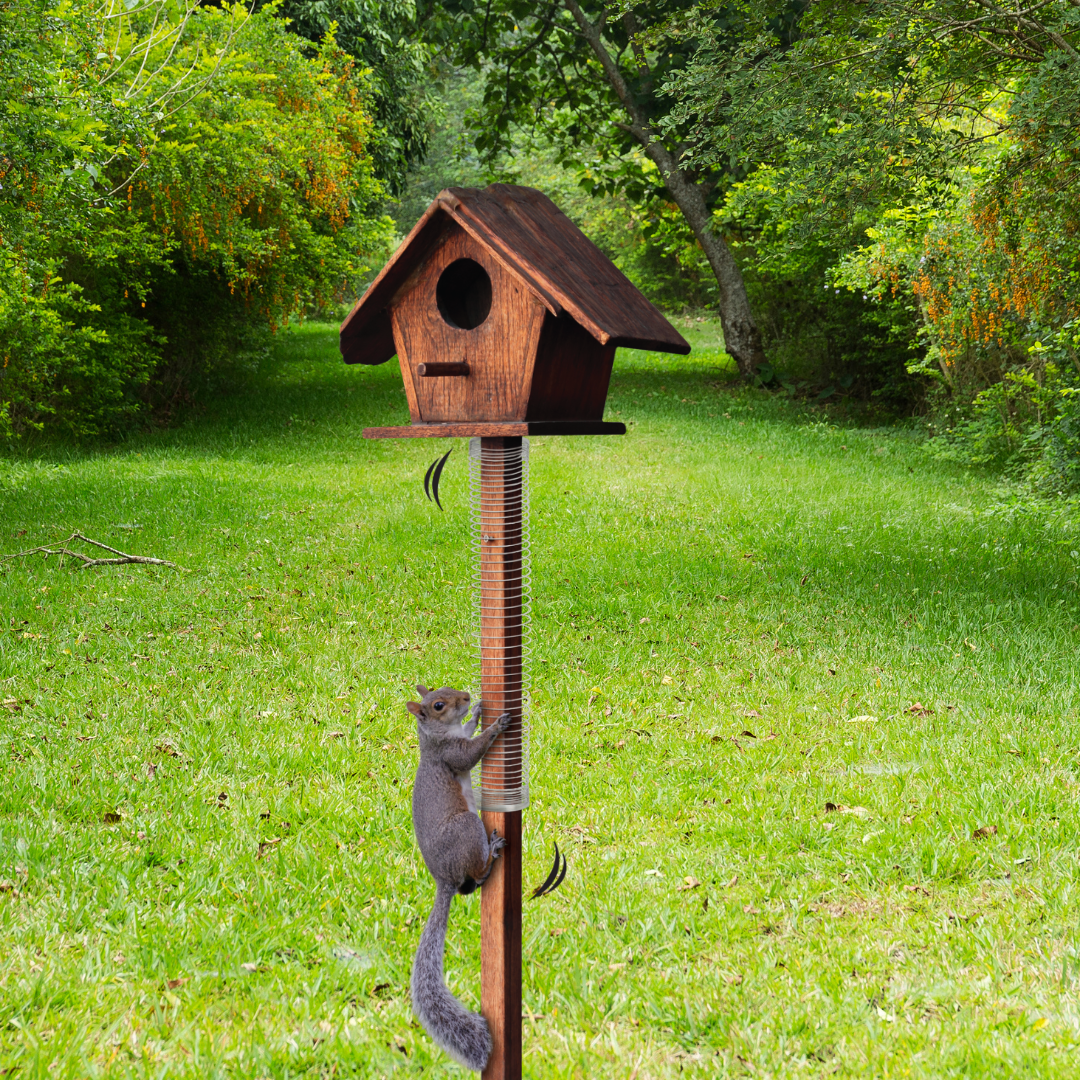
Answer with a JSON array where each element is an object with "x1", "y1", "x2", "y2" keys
[
  {"x1": 406, "y1": 701, "x2": 423, "y2": 718},
  {"x1": 415, "y1": 684, "x2": 429, "y2": 696}
]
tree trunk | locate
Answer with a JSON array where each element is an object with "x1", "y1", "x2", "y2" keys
[
  {"x1": 652, "y1": 162, "x2": 766, "y2": 379},
  {"x1": 564, "y1": 0, "x2": 767, "y2": 379}
]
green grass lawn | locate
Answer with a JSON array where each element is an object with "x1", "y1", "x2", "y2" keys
[{"x1": 2, "y1": 318, "x2": 1080, "y2": 1078}]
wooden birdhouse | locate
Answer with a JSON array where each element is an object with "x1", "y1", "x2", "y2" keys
[{"x1": 340, "y1": 184, "x2": 690, "y2": 438}]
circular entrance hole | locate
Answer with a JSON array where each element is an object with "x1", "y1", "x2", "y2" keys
[{"x1": 436, "y1": 258, "x2": 492, "y2": 330}]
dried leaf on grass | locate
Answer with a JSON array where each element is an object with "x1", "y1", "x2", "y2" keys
[
  {"x1": 824, "y1": 803, "x2": 871, "y2": 818},
  {"x1": 257, "y1": 837, "x2": 284, "y2": 858},
  {"x1": 973, "y1": 824, "x2": 998, "y2": 840}
]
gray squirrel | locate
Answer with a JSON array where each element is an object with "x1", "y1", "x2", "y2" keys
[{"x1": 407, "y1": 684, "x2": 510, "y2": 1072}]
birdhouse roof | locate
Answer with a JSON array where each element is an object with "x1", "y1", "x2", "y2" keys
[{"x1": 340, "y1": 184, "x2": 690, "y2": 365}]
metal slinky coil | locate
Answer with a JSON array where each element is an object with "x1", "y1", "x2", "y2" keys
[{"x1": 468, "y1": 437, "x2": 531, "y2": 813}]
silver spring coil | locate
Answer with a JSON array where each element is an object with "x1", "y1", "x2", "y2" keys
[{"x1": 469, "y1": 437, "x2": 531, "y2": 812}]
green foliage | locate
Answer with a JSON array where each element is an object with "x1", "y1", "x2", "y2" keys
[
  {"x1": 925, "y1": 342, "x2": 1080, "y2": 494},
  {"x1": 667, "y1": 0, "x2": 1080, "y2": 241},
  {"x1": 0, "y1": 0, "x2": 166, "y2": 437},
  {"x1": 425, "y1": 0, "x2": 708, "y2": 196},
  {"x1": 714, "y1": 167, "x2": 922, "y2": 408},
  {"x1": 505, "y1": 146, "x2": 721, "y2": 311},
  {"x1": 386, "y1": 66, "x2": 490, "y2": 231},
  {"x1": 257, "y1": 0, "x2": 435, "y2": 192},
  {"x1": 0, "y1": 0, "x2": 392, "y2": 440},
  {"x1": 834, "y1": 166, "x2": 1080, "y2": 485},
  {"x1": 386, "y1": 66, "x2": 720, "y2": 311},
  {"x1": 657, "y1": 0, "x2": 1080, "y2": 446}
]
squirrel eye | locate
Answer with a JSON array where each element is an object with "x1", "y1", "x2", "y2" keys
[{"x1": 433, "y1": 701, "x2": 444, "y2": 712}]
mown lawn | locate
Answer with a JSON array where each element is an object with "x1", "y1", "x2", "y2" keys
[{"x1": 1, "y1": 318, "x2": 1079, "y2": 1078}]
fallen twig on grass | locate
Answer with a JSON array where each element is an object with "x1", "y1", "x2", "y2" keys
[{"x1": 2, "y1": 532, "x2": 184, "y2": 571}]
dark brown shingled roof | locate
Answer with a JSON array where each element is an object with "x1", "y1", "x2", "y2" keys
[{"x1": 340, "y1": 184, "x2": 690, "y2": 365}]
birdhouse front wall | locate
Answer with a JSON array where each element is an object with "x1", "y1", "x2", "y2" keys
[{"x1": 389, "y1": 225, "x2": 547, "y2": 424}]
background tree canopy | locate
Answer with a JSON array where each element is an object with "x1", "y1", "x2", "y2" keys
[
  {"x1": 0, "y1": 0, "x2": 393, "y2": 438},
  {"x1": 249, "y1": 0, "x2": 435, "y2": 191},
  {"x1": 661, "y1": 0, "x2": 1080, "y2": 487},
  {"x1": 2, "y1": 0, "x2": 1079, "y2": 492}
]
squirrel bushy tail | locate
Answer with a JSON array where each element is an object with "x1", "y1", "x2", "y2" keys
[{"x1": 411, "y1": 882, "x2": 492, "y2": 1072}]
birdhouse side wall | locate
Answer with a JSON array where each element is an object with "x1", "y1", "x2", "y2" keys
[
  {"x1": 389, "y1": 226, "x2": 546, "y2": 423},
  {"x1": 525, "y1": 313, "x2": 617, "y2": 422}
]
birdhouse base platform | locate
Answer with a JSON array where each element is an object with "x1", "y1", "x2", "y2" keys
[{"x1": 362, "y1": 421, "x2": 626, "y2": 439}]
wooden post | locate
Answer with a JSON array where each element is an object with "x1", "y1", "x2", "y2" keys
[{"x1": 479, "y1": 436, "x2": 523, "y2": 1080}]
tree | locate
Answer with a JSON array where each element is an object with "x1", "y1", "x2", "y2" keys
[
  {"x1": 422, "y1": 0, "x2": 769, "y2": 378},
  {"x1": 664, "y1": 0, "x2": 1080, "y2": 251},
  {"x1": 1, "y1": 0, "x2": 391, "y2": 437},
  {"x1": 666, "y1": 0, "x2": 1080, "y2": 478},
  {"x1": 251, "y1": 0, "x2": 435, "y2": 193}
]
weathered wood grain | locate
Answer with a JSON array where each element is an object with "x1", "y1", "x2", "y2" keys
[
  {"x1": 525, "y1": 312, "x2": 616, "y2": 421},
  {"x1": 361, "y1": 421, "x2": 626, "y2": 439},
  {"x1": 339, "y1": 204, "x2": 450, "y2": 366},
  {"x1": 389, "y1": 224, "x2": 546, "y2": 424},
  {"x1": 479, "y1": 437, "x2": 524, "y2": 1080},
  {"x1": 339, "y1": 184, "x2": 690, "y2": 368}
]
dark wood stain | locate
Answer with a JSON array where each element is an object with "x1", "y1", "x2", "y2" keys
[
  {"x1": 390, "y1": 225, "x2": 545, "y2": 424},
  {"x1": 525, "y1": 313, "x2": 616, "y2": 421},
  {"x1": 478, "y1": 437, "x2": 524, "y2": 1080},
  {"x1": 361, "y1": 421, "x2": 626, "y2": 439},
  {"x1": 417, "y1": 362, "x2": 470, "y2": 377},
  {"x1": 339, "y1": 184, "x2": 689, "y2": 371}
]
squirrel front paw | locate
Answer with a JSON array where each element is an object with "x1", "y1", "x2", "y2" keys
[{"x1": 495, "y1": 712, "x2": 512, "y2": 734}]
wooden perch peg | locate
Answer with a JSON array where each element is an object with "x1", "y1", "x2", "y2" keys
[{"x1": 417, "y1": 361, "x2": 470, "y2": 377}]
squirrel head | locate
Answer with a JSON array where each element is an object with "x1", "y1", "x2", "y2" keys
[{"x1": 406, "y1": 685, "x2": 472, "y2": 728}]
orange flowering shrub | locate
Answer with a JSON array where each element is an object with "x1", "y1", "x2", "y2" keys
[
  {"x1": 0, "y1": 2, "x2": 393, "y2": 438},
  {"x1": 837, "y1": 171, "x2": 1080, "y2": 487}
]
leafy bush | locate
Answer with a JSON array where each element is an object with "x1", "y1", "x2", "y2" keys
[
  {"x1": 0, "y1": 1, "x2": 393, "y2": 439},
  {"x1": 714, "y1": 169, "x2": 924, "y2": 410},
  {"x1": 837, "y1": 169, "x2": 1080, "y2": 488}
]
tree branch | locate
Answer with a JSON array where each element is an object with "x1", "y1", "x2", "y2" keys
[{"x1": 2, "y1": 533, "x2": 185, "y2": 571}]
